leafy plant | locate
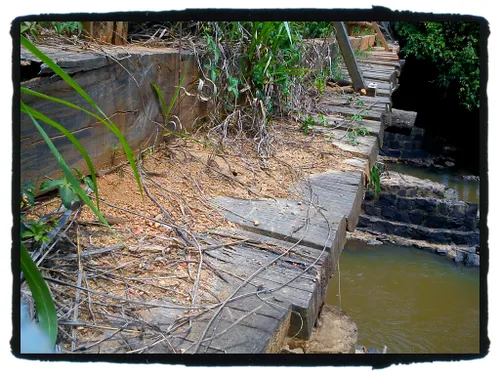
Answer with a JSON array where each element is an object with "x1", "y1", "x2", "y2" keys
[
  {"x1": 300, "y1": 114, "x2": 328, "y2": 135},
  {"x1": 350, "y1": 113, "x2": 364, "y2": 122},
  {"x1": 150, "y1": 64, "x2": 205, "y2": 144},
  {"x1": 21, "y1": 183, "x2": 36, "y2": 209},
  {"x1": 203, "y1": 33, "x2": 221, "y2": 82},
  {"x1": 347, "y1": 126, "x2": 369, "y2": 145},
  {"x1": 292, "y1": 22, "x2": 334, "y2": 39},
  {"x1": 369, "y1": 163, "x2": 381, "y2": 198},
  {"x1": 314, "y1": 69, "x2": 328, "y2": 94},
  {"x1": 244, "y1": 21, "x2": 305, "y2": 110},
  {"x1": 21, "y1": 35, "x2": 142, "y2": 200},
  {"x1": 21, "y1": 21, "x2": 83, "y2": 39},
  {"x1": 21, "y1": 218, "x2": 53, "y2": 245},
  {"x1": 354, "y1": 98, "x2": 366, "y2": 107},
  {"x1": 50, "y1": 21, "x2": 82, "y2": 36},
  {"x1": 352, "y1": 25, "x2": 375, "y2": 36},
  {"x1": 21, "y1": 22, "x2": 39, "y2": 39},
  {"x1": 354, "y1": 49, "x2": 369, "y2": 58},
  {"x1": 40, "y1": 169, "x2": 95, "y2": 209},
  {"x1": 227, "y1": 75, "x2": 240, "y2": 100}
]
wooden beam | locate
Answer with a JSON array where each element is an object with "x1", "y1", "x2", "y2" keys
[
  {"x1": 371, "y1": 22, "x2": 390, "y2": 51},
  {"x1": 83, "y1": 22, "x2": 128, "y2": 45},
  {"x1": 332, "y1": 22, "x2": 366, "y2": 92}
]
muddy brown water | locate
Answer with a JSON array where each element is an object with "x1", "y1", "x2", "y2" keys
[
  {"x1": 326, "y1": 240, "x2": 480, "y2": 353},
  {"x1": 386, "y1": 163, "x2": 480, "y2": 204}
]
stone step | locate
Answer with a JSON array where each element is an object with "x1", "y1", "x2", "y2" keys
[
  {"x1": 363, "y1": 193, "x2": 479, "y2": 231},
  {"x1": 357, "y1": 214, "x2": 479, "y2": 246}
]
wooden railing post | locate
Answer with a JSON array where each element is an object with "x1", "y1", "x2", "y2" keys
[
  {"x1": 332, "y1": 22, "x2": 366, "y2": 92},
  {"x1": 371, "y1": 22, "x2": 390, "y2": 51}
]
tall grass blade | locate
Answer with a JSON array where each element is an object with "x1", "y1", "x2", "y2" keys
[
  {"x1": 150, "y1": 82, "x2": 168, "y2": 119},
  {"x1": 21, "y1": 104, "x2": 100, "y2": 210},
  {"x1": 21, "y1": 36, "x2": 143, "y2": 197},
  {"x1": 165, "y1": 65, "x2": 188, "y2": 121},
  {"x1": 150, "y1": 64, "x2": 188, "y2": 128},
  {"x1": 20, "y1": 243, "x2": 58, "y2": 347},
  {"x1": 21, "y1": 101, "x2": 111, "y2": 231},
  {"x1": 283, "y1": 22, "x2": 293, "y2": 46}
]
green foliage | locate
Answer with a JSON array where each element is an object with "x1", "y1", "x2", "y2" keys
[
  {"x1": 21, "y1": 21, "x2": 83, "y2": 39},
  {"x1": 314, "y1": 70, "x2": 328, "y2": 94},
  {"x1": 369, "y1": 164, "x2": 381, "y2": 198},
  {"x1": 39, "y1": 169, "x2": 95, "y2": 209},
  {"x1": 20, "y1": 22, "x2": 40, "y2": 39},
  {"x1": 21, "y1": 243, "x2": 58, "y2": 347},
  {"x1": 354, "y1": 49, "x2": 369, "y2": 58},
  {"x1": 350, "y1": 113, "x2": 364, "y2": 122},
  {"x1": 203, "y1": 33, "x2": 221, "y2": 82},
  {"x1": 51, "y1": 21, "x2": 82, "y2": 35},
  {"x1": 395, "y1": 21, "x2": 480, "y2": 110},
  {"x1": 21, "y1": 218, "x2": 53, "y2": 245},
  {"x1": 245, "y1": 22, "x2": 305, "y2": 106},
  {"x1": 352, "y1": 26, "x2": 375, "y2": 36},
  {"x1": 347, "y1": 126, "x2": 369, "y2": 145},
  {"x1": 151, "y1": 65, "x2": 205, "y2": 144},
  {"x1": 21, "y1": 183, "x2": 36, "y2": 209},
  {"x1": 354, "y1": 98, "x2": 366, "y2": 107},
  {"x1": 292, "y1": 22, "x2": 334, "y2": 39},
  {"x1": 227, "y1": 75, "x2": 240, "y2": 100},
  {"x1": 300, "y1": 114, "x2": 327, "y2": 135}
]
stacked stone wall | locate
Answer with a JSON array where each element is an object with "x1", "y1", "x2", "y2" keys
[{"x1": 381, "y1": 127, "x2": 429, "y2": 159}]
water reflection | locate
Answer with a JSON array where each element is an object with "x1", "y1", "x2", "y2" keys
[{"x1": 326, "y1": 240, "x2": 480, "y2": 353}]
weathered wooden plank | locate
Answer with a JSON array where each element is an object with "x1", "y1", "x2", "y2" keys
[
  {"x1": 298, "y1": 170, "x2": 364, "y2": 232},
  {"x1": 324, "y1": 128, "x2": 379, "y2": 169},
  {"x1": 355, "y1": 58, "x2": 401, "y2": 68},
  {"x1": 20, "y1": 46, "x2": 206, "y2": 187},
  {"x1": 314, "y1": 95, "x2": 390, "y2": 110},
  {"x1": 341, "y1": 67, "x2": 397, "y2": 83},
  {"x1": 381, "y1": 108, "x2": 418, "y2": 130},
  {"x1": 310, "y1": 118, "x2": 383, "y2": 146},
  {"x1": 316, "y1": 102, "x2": 383, "y2": 121},
  {"x1": 205, "y1": 247, "x2": 320, "y2": 339},
  {"x1": 213, "y1": 197, "x2": 345, "y2": 254},
  {"x1": 216, "y1": 229, "x2": 333, "y2": 326}
]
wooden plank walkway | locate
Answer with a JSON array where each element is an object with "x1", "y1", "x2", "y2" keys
[{"x1": 137, "y1": 43, "x2": 401, "y2": 354}]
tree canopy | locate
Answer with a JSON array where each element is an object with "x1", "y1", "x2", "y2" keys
[{"x1": 395, "y1": 21, "x2": 481, "y2": 111}]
